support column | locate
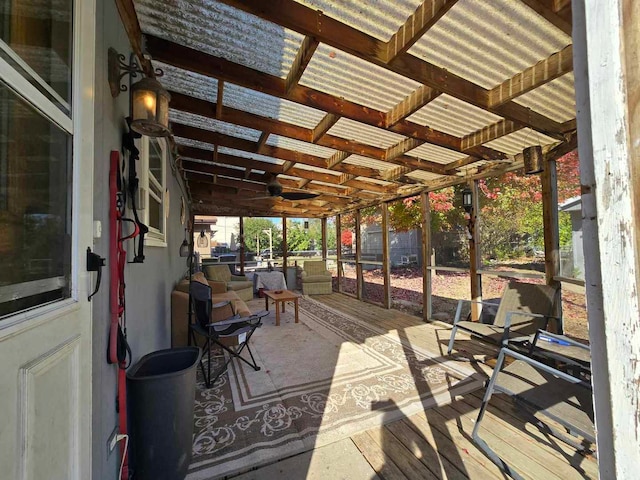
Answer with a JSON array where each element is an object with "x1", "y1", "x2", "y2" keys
[
  {"x1": 382, "y1": 202, "x2": 391, "y2": 309},
  {"x1": 282, "y1": 216, "x2": 288, "y2": 280},
  {"x1": 541, "y1": 158, "x2": 562, "y2": 331},
  {"x1": 469, "y1": 180, "x2": 482, "y2": 321},
  {"x1": 420, "y1": 192, "x2": 432, "y2": 321},
  {"x1": 355, "y1": 209, "x2": 362, "y2": 300},
  {"x1": 575, "y1": 1, "x2": 640, "y2": 476},
  {"x1": 321, "y1": 217, "x2": 327, "y2": 259},
  {"x1": 336, "y1": 214, "x2": 342, "y2": 292},
  {"x1": 239, "y1": 216, "x2": 245, "y2": 276}
]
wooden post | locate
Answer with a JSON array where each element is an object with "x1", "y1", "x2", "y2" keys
[
  {"x1": 321, "y1": 217, "x2": 327, "y2": 259},
  {"x1": 420, "y1": 191, "x2": 432, "y2": 321},
  {"x1": 541, "y1": 157, "x2": 562, "y2": 332},
  {"x1": 355, "y1": 209, "x2": 363, "y2": 300},
  {"x1": 282, "y1": 216, "x2": 287, "y2": 280},
  {"x1": 382, "y1": 203, "x2": 391, "y2": 308},
  {"x1": 575, "y1": 1, "x2": 640, "y2": 476},
  {"x1": 336, "y1": 214, "x2": 342, "y2": 292},
  {"x1": 239, "y1": 216, "x2": 245, "y2": 276},
  {"x1": 469, "y1": 180, "x2": 482, "y2": 321}
]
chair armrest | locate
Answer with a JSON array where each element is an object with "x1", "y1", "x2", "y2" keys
[
  {"x1": 503, "y1": 311, "x2": 556, "y2": 330},
  {"x1": 206, "y1": 314, "x2": 242, "y2": 328},
  {"x1": 208, "y1": 281, "x2": 227, "y2": 294},
  {"x1": 230, "y1": 274, "x2": 248, "y2": 281},
  {"x1": 211, "y1": 300, "x2": 232, "y2": 310}
]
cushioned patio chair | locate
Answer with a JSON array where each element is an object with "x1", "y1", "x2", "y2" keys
[
  {"x1": 203, "y1": 264, "x2": 254, "y2": 302},
  {"x1": 447, "y1": 281, "x2": 559, "y2": 354},
  {"x1": 301, "y1": 260, "x2": 332, "y2": 295},
  {"x1": 189, "y1": 281, "x2": 267, "y2": 388},
  {"x1": 473, "y1": 342, "x2": 594, "y2": 479}
]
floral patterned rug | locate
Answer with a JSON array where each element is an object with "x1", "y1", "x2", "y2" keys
[{"x1": 186, "y1": 296, "x2": 483, "y2": 479}]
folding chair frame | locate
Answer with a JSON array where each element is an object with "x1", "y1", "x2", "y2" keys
[{"x1": 473, "y1": 347, "x2": 594, "y2": 480}]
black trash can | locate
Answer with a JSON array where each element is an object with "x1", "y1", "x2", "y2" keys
[{"x1": 127, "y1": 347, "x2": 201, "y2": 480}]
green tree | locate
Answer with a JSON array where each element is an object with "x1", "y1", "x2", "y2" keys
[{"x1": 243, "y1": 218, "x2": 280, "y2": 253}]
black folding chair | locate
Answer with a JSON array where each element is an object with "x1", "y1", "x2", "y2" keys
[{"x1": 189, "y1": 281, "x2": 267, "y2": 388}]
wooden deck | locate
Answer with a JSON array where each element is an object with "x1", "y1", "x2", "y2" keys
[{"x1": 309, "y1": 293, "x2": 598, "y2": 480}]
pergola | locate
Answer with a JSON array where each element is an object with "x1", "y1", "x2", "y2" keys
[{"x1": 115, "y1": 1, "x2": 640, "y2": 476}]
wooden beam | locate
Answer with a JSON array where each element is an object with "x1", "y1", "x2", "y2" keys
[
  {"x1": 385, "y1": 0, "x2": 458, "y2": 62},
  {"x1": 336, "y1": 214, "x2": 342, "y2": 290},
  {"x1": 355, "y1": 209, "x2": 362, "y2": 300},
  {"x1": 147, "y1": 36, "x2": 507, "y2": 158},
  {"x1": 216, "y1": 80, "x2": 224, "y2": 119},
  {"x1": 114, "y1": 0, "x2": 154, "y2": 76},
  {"x1": 208, "y1": 0, "x2": 565, "y2": 135},
  {"x1": 420, "y1": 191, "x2": 432, "y2": 321},
  {"x1": 178, "y1": 145, "x2": 283, "y2": 174},
  {"x1": 282, "y1": 216, "x2": 288, "y2": 280},
  {"x1": 489, "y1": 44, "x2": 574, "y2": 107},
  {"x1": 286, "y1": 36, "x2": 319, "y2": 93},
  {"x1": 239, "y1": 216, "x2": 245, "y2": 275},
  {"x1": 312, "y1": 113, "x2": 340, "y2": 142},
  {"x1": 385, "y1": 85, "x2": 441, "y2": 127},
  {"x1": 540, "y1": 156, "x2": 561, "y2": 329},
  {"x1": 519, "y1": 0, "x2": 572, "y2": 36},
  {"x1": 381, "y1": 202, "x2": 391, "y2": 308},
  {"x1": 469, "y1": 180, "x2": 482, "y2": 321},
  {"x1": 460, "y1": 119, "x2": 523, "y2": 151},
  {"x1": 321, "y1": 217, "x2": 328, "y2": 259}
]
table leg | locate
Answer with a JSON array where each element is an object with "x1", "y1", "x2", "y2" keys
[
  {"x1": 265, "y1": 295, "x2": 268, "y2": 311},
  {"x1": 294, "y1": 298, "x2": 299, "y2": 323},
  {"x1": 282, "y1": 301, "x2": 285, "y2": 313},
  {"x1": 275, "y1": 301, "x2": 280, "y2": 326}
]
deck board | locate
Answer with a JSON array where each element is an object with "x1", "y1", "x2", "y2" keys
[{"x1": 314, "y1": 293, "x2": 598, "y2": 480}]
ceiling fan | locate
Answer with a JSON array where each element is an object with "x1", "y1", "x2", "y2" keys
[{"x1": 254, "y1": 175, "x2": 319, "y2": 201}]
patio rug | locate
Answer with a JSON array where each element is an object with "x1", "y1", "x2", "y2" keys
[{"x1": 187, "y1": 296, "x2": 484, "y2": 479}]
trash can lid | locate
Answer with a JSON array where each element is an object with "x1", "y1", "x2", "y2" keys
[{"x1": 127, "y1": 347, "x2": 202, "y2": 380}]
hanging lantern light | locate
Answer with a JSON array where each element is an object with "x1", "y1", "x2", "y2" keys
[
  {"x1": 197, "y1": 230, "x2": 209, "y2": 248},
  {"x1": 523, "y1": 145, "x2": 544, "y2": 175},
  {"x1": 461, "y1": 186, "x2": 473, "y2": 213},
  {"x1": 179, "y1": 228, "x2": 190, "y2": 257}
]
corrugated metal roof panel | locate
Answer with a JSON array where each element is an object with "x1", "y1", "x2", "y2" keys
[
  {"x1": 295, "y1": 0, "x2": 424, "y2": 42},
  {"x1": 170, "y1": 109, "x2": 262, "y2": 141},
  {"x1": 355, "y1": 176, "x2": 392, "y2": 186},
  {"x1": 407, "y1": 143, "x2": 467, "y2": 165},
  {"x1": 156, "y1": 61, "x2": 218, "y2": 101},
  {"x1": 406, "y1": 170, "x2": 441, "y2": 182},
  {"x1": 484, "y1": 128, "x2": 559, "y2": 155},
  {"x1": 327, "y1": 118, "x2": 406, "y2": 149},
  {"x1": 409, "y1": 0, "x2": 571, "y2": 89},
  {"x1": 344, "y1": 155, "x2": 394, "y2": 172},
  {"x1": 299, "y1": 43, "x2": 421, "y2": 111},
  {"x1": 175, "y1": 136, "x2": 215, "y2": 151},
  {"x1": 135, "y1": 0, "x2": 304, "y2": 78},
  {"x1": 266, "y1": 135, "x2": 337, "y2": 157},
  {"x1": 223, "y1": 84, "x2": 327, "y2": 128},
  {"x1": 217, "y1": 147, "x2": 284, "y2": 165},
  {"x1": 514, "y1": 74, "x2": 575, "y2": 123},
  {"x1": 407, "y1": 94, "x2": 503, "y2": 136}
]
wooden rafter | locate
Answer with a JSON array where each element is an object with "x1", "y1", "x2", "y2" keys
[
  {"x1": 489, "y1": 44, "x2": 573, "y2": 107},
  {"x1": 385, "y1": 85, "x2": 441, "y2": 127},
  {"x1": 286, "y1": 36, "x2": 319, "y2": 93},
  {"x1": 215, "y1": 81, "x2": 224, "y2": 119},
  {"x1": 255, "y1": 131, "x2": 270, "y2": 153},
  {"x1": 168, "y1": 92, "x2": 447, "y2": 176},
  {"x1": 385, "y1": 0, "x2": 458, "y2": 62},
  {"x1": 147, "y1": 36, "x2": 504, "y2": 160},
  {"x1": 312, "y1": 113, "x2": 340, "y2": 142},
  {"x1": 460, "y1": 119, "x2": 523, "y2": 151},
  {"x1": 211, "y1": 0, "x2": 565, "y2": 136}
]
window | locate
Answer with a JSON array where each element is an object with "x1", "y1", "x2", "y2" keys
[
  {"x1": 0, "y1": 0, "x2": 74, "y2": 318},
  {"x1": 140, "y1": 136, "x2": 167, "y2": 246}
]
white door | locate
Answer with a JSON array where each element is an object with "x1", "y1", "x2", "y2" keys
[{"x1": 0, "y1": 1, "x2": 95, "y2": 479}]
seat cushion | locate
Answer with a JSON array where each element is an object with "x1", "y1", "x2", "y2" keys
[
  {"x1": 301, "y1": 274, "x2": 332, "y2": 283},
  {"x1": 226, "y1": 280, "x2": 253, "y2": 291}
]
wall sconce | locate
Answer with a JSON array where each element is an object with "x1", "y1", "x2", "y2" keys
[
  {"x1": 523, "y1": 145, "x2": 544, "y2": 175},
  {"x1": 461, "y1": 187, "x2": 473, "y2": 214},
  {"x1": 108, "y1": 47, "x2": 171, "y2": 137}
]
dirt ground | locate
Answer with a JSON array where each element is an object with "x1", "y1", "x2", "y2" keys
[{"x1": 332, "y1": 266, "x2": 589, "y2": 343}]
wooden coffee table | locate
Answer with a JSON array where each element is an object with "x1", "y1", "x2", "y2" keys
[{"x1": 263, "y1": 290, "x2": 301, "y2": 326}]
